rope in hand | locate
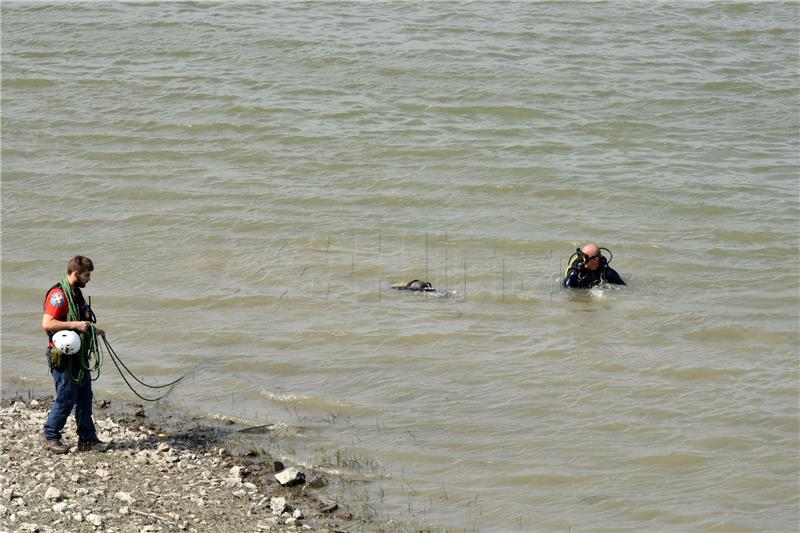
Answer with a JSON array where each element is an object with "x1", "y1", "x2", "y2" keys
[{"x1": 59, "y1": 276, "x2": 186, "y2": 400}]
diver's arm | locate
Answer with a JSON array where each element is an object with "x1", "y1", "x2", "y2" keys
[
  {"x1": 605, "y1": 268, "x2": 626, "y2": 285},
  {"x1": 563, "y1": 268, "x2": 581, "y2": 288}
]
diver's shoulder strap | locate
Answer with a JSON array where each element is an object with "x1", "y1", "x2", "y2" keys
[{"x1": 563, "y1": 255, "x2": 580, "y2": 279}]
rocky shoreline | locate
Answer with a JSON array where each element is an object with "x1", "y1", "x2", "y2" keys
[{"x1": 0, "y1": 395, "x2": 392, "y2": 533}]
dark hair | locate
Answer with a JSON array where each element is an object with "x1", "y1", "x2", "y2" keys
[{"x1": 67, "y1": 255, "x2": 94, "y2": 275}]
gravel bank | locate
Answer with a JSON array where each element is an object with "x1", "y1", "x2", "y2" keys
[{"x1": 0, "y1": 396, "x2": 385, "y2": 532}]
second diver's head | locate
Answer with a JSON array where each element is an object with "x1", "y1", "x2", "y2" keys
[{"x1": 579, "y1": 243, "x2": 602, "y2": 271}]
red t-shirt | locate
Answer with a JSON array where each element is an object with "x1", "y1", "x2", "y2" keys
[{"x1": 44, "y1": 287, "x2": 68, "y2": 320}]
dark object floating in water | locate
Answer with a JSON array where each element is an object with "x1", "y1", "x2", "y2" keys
[{"x1": 391, "y1": 280, "x2": 436, "y2": 292}]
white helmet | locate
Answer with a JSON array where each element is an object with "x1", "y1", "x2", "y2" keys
[{"x1": 53, "y1": 330, "x2": 81, "y2": 355}]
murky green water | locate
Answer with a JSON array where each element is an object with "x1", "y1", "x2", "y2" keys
[{"x1": 2, "y1": 2, "x2": 798, "y2": 530}]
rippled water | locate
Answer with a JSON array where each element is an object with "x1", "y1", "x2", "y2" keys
[{"x1": 2, "y1": 2, "x2": 799, "y2": 530}]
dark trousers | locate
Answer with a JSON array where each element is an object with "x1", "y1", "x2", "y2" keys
[{"x1": 43, "y1": 348, "x2": 97, "y2": 441}]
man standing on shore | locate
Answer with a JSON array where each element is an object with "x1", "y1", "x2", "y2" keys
[{"x1": 42, "y1": 256, "x2": 109, "y2": 454}]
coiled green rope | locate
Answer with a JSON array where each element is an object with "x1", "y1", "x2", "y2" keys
[{"x1": 60, "y1": 276, "x2": 101, "y2": 384}]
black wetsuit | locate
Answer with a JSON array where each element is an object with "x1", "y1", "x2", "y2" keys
[{"x1": 563, "y1": 263, "x2": 625, "y2": 289}]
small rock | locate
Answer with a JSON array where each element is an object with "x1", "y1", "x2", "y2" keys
[
  {"x1": 114, "y1": 491, "x2": 135, "y2": 504},
  {"x1": 157, "y1": 443, "x2": 171, "y2": 453},
  {"x1": 293, "y1": 509, "x2": 303, "y2": 519},
  {"x1": 86, "y1": 513, "x2": 103, "y2": 527},
  {"x1": 223, "y1": 477, "x2": 242, "y2": 488},
  {"x1": 265, "y1": 460, "x2": 285, "y2": 473},
  {"x1": 3, "y1": 487, "x2": 17, "y2": 500},
  {"x1": 318, "y1": 497, "x2": 338, "y2": 514},
  {"x1": 230, "y1": 465, "x2": 246, "y2": 479},
  {"x1": 72, "y1": 512, "x2": 83, "y2": 522},
  {"x1": 307, "y1": 476, "x2": 328, "y2": 489},
  {"x1": 243, "y1": 482, "x2": 257, "y2": 491},
  {"x1": 52, "y1": 502, "x2": 68, "y2": 513},
  {"x1": 44, "y1": 486, "x2": 61, "y2": 501},
  {"x1": 29, "y1": 400, "x2": 40, "y2": 408},
  {"x1": 275, "y1": 467, "x2": 305, "y2": 486},
  {"x1": 119, "y1": 506, "x2": 129, "y2": 515},
  {"x1": 285, "y1": 517, "x2": 297, "y2": 525},
  {"x1": 94, "y1": 468, "x2": 110, "y2": 479},
  {"x1": 233, "y1": 489, "x2": 246, "y2": 498},
  {"x1": 336, "y1": 511, "x2": 353, "y2": 520},
  {"x1": 270, "y1": 496, "x2": 290, "y2": 515}
]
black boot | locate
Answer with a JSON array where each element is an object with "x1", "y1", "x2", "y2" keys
[{"x1": 77, "y1": 438, "x2": 111, "y2": 452}]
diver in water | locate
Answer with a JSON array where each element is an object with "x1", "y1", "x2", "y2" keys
[
  {"x1": 563, "y1": 243, "x2": 626, "y2": 289},
  {"x1": 391, "y1": 280, "x2": 437, "y2": 292}
]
